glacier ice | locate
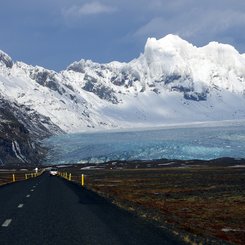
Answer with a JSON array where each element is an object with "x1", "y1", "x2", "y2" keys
[{"x1": 43, "y1": 121, "x2": 245, "y2": 164}]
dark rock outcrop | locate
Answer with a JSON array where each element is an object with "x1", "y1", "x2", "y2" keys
[
  {"x1": 0, "y1": 51, "x2": 13, "y2": 68},
  {"x1": 0, "y1": 97, "x2": 62, "y2": 166}
]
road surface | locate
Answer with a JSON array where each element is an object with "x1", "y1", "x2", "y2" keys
[{"x1": 0, "y1": 173, "x2": 184, "y2": 245}]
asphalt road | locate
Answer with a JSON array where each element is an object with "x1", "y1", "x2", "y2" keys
[{"x1": 0, "y1": 173, "x2": 184, "y2": 245}]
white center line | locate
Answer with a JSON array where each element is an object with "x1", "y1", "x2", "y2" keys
[
  {"x1": 30, "y1": 189, "x2": 34, "y2": 192},
  {"x1": 26, "y1": 194, "x2": 30, "y2": 198},
  {"x1": 18, "y1": 204, "x2": 24, "y2": 208},
  {"x1": 2, "y1": 219, "x2": 12, "y2": 227}
]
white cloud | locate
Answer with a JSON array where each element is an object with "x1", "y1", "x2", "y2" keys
[
  {"x1": 63, "y1": 2, "x2": 117, "y2": 18},
  {"x1": 134, "y1": 17, "x2": 168, "y2": 38},
  {"x1": 133, "y1": 8, "x2": 245, "y2": 49}
]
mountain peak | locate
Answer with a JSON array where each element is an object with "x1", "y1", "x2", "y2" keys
[
  {"x1": 157, "y1": 34, "x2": 189, "y2": 44},
  {"x1": 143, "y1": 34, "x2": 195, "y2": 65},
  {"x1": 145, "y1": 34, "x2": 194, "y2": 51},
  {"x1": 0, "y1": 50, "x2": 13, "y2": 68}
]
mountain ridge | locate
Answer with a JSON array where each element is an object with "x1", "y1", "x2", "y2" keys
[
  {"x1": 1, "y1": 34, "x2": 245, "y2": 164},
  {"x1": 1, "y1": 34, "x2": 245, "y2": 133}
]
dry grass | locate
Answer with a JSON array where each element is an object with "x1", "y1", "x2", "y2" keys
[
  {"x1": 0, "y1": 169, "x2": 38, "y2": 185},
  {"x1": 62, "y1": 166, "x2": 245, "y2": 244}
]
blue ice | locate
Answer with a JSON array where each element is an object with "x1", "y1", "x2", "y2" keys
[{"x1": 43, "y1": 122, "x2": 245, "y2": 164}]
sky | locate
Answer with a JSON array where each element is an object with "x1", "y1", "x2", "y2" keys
[{"x1": 0, "y1": 0, "x2": 245, "y2": 71}]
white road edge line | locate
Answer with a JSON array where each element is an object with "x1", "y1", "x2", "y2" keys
[
  {"x1": 18, "y1": 204, "x2": 24, "y2": 208},
  {"x1": 2, "y1": 219, "x2": 12, "y2": 227},
  {"x1": 26, "y1": 194, "x2": 30, "y2": 198}
]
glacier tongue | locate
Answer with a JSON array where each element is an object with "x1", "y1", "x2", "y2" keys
[
  {"x1": 0, "y1": 34, "x2": 245, "y2": 133},
  {"x1": 43, "y1": 122, "x2": 245, "y2": 164}
]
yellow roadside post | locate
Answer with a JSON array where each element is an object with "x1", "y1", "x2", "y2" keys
[
  {"x1": 12, "y1": 174, "x2": 16, "y2": 182},
  {"x1": 69, "y1": 173, "x2": 72, "y2": 181},
  {"x1": 81, "y1": 174, "x2": 85, "y2": 187},
  {"x1": 25, "y1": 174, "x2": 27, "y2": 180}
]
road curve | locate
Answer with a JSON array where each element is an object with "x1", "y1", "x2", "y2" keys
[{"x1": 0, "y1": 173, "x2": 184, "y2": 245}]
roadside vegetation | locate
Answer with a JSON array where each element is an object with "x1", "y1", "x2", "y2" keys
[
  {"x1": 60, "y1": 163, "x2": 245, "y2": 245},
  {"x1": 0, "y1": 167, "x2": 40, "y2": 185}
]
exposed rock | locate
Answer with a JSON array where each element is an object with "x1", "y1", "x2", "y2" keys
[
  {"x1": 0, "y1": 97, "x2": 62, "y2": 165},
  {"x1": 0, "y1": 51, "x2": 13, "y2": 68}
]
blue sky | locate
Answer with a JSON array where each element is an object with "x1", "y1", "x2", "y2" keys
[{"x1": 1, "y1": 0, "x2": 245, "y2": 71}]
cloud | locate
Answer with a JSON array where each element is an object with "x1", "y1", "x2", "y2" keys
[
  {"x1": 133, "y1": 6, "x2": 245, "y2": 50},
  {"x1": 2, "y1": 0, "x2": 245, "y2": 70},
  {"x1": 183, "y1": 10, "x2": 245, "y2": 37},
  {"x1": 134, "y1": 17, "x2": 169, "y2": 38},
  {"x1": 63, "y1": 2, "x2": 117, "y2": 18}
]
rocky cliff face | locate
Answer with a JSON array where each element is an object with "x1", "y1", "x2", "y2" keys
[{"x1": 0, "y1": 97, "x2": 62, "y2": 165}]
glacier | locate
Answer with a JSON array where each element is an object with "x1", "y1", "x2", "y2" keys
[{"x1": 43, "y1": 121, "x2": 245, "y2": 164}]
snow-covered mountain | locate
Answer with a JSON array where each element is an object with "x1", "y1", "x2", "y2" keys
[{"x1": 1, "y1": 34, "x2": 245, "y2": 137}]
